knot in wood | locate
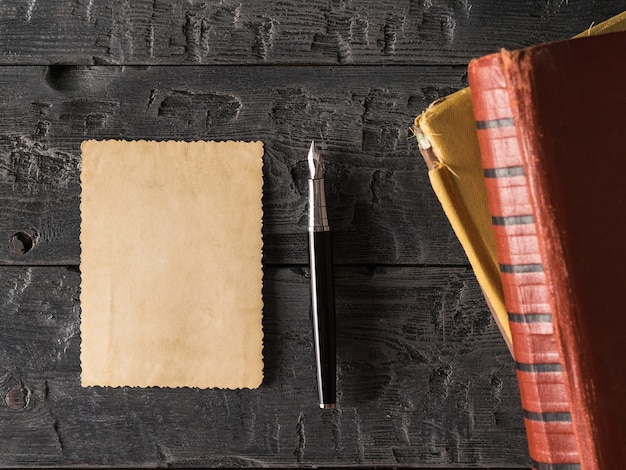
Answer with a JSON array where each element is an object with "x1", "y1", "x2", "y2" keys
[{"x1": 5, "y1": 387, "x2": 29, "y2": 410}]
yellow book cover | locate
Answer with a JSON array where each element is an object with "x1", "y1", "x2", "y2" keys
[{"x1": 415, "y1": 10, "x2": 626, "y2": 356}]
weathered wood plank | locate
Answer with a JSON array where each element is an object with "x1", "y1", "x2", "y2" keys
[
  {"x1": 0, "y1": 0, "x2": 623, "y2": 65},
  {"x1": 0, "y1": 265, "x2": 526, "y2": 467},
  {"x1": 0, "y1": 65, "x2": 467, "y2": 266}
]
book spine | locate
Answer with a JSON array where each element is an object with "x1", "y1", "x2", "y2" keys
[{"x1": 468, "y1": 53, "x2": 581, "y2": 470}]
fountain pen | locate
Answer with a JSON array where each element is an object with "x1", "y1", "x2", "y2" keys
[{"x1": 307, "y1": 141, "x2": 336, "y2": 409}]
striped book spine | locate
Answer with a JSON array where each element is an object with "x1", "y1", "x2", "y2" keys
[{"x1": 468, "y1": 54, "x2": 581, "y2": 470}]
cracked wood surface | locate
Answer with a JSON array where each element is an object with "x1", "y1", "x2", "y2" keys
[
  {"x1": 0, "y1": 266, "x2": 524, "y2": 467},
  {"x1": 0, "y1": 65, "x2": 466, "y2": 266},
  {"x1": 1, "y1": 1, "x2": 622, "y2": 467},
  {"x1": 0, "y1": 1, "x2": 624, "y2": 65}
]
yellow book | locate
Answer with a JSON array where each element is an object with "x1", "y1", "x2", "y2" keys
[{"x1": 414, "y1": 10, "x2": 626, "y2": 356}]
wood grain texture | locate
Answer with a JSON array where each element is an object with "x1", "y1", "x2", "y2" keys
[
  {"x1": 0, "y1": 1, "x2": 624, "y2": 65},
  {"x1": 0, "y1": 265, "x2": 525, "y2": 467},
  {"x1": 0, "y1": 65, "x2": 467, "y2": 266}
]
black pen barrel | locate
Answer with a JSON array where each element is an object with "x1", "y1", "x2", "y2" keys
[{"x1": 309, "y1": 230, "x2": 336, "y2": 408}]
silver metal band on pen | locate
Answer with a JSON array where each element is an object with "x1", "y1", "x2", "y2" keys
[{"x1": 308, "y1": 178, "x2": 329, "y2": 232}]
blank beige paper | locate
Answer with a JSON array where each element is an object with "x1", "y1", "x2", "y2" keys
[{"x1": 80, "y1": 140, "x2": 264, "y2": 388}]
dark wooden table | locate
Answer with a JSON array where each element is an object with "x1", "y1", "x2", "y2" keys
[{"x1": 0, "y1": 1, "x2": 622, "y2": 467}]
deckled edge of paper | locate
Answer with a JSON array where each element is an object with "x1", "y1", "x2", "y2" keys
[{"x1": 78, "y1": 139, "x2": 266, "y2": 390}]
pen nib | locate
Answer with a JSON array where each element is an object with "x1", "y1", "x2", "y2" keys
[{"x1": 308, "y1": 141, "x2": 323, "y2": 179}]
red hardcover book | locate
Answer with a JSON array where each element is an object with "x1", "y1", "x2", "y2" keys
[{"x1": 469, "y1": 31, "x2": 626, "y2": 470}]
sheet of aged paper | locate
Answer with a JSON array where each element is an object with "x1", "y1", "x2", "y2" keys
[{"x1": 80, "y1": 140, "x2": 264, "y2": 388}]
